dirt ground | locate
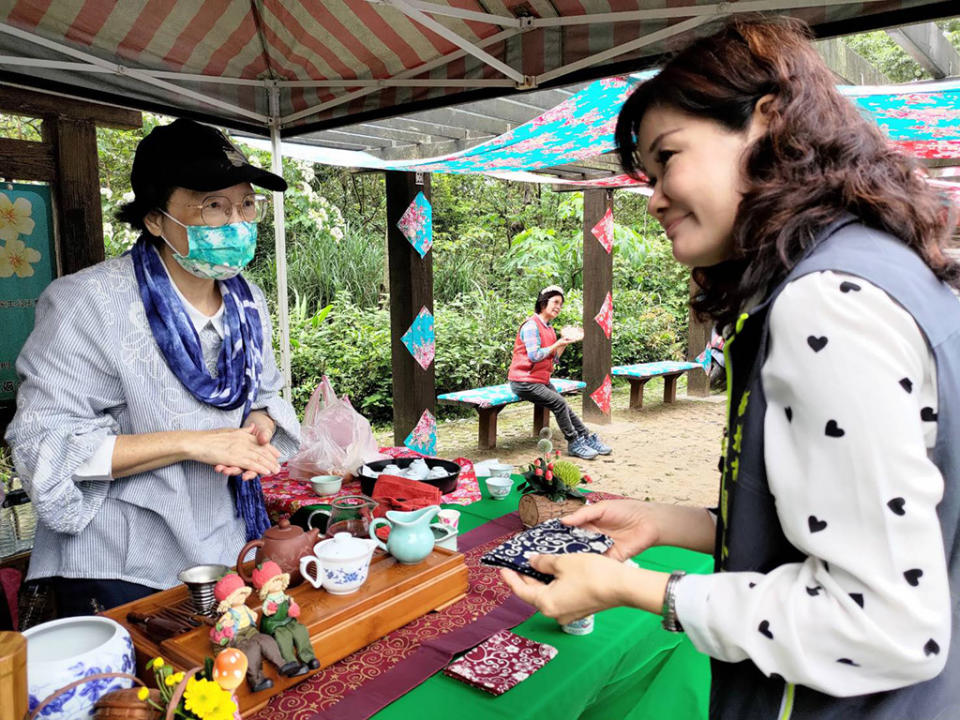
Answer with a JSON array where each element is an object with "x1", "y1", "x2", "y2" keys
[{"x1": 377, "y1": 377, "x2": 727, "y2": 507}]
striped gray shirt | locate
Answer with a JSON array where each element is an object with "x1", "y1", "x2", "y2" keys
[{"x1": 5, "y1": 254, "x2": 301, "y2": 589}]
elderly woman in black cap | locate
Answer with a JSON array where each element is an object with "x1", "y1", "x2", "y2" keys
[
  {"x1": 6, "y1": 119, "x2": 300, "y2": 615},
  {"x1": 507, "y1": 285, "x2": 611, "y2": 460}
]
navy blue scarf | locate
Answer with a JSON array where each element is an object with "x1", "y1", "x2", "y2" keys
[{"x1": 130, "y1": 237, "x2": 270, "y2": 540}]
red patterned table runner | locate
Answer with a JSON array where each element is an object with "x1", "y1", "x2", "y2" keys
[{"x1": 261, "y1": 447, "x2": 482, "y2": 523}]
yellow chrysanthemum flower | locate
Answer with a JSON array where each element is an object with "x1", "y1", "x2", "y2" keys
[
  {"x1": 164, "y1": 675, "x2": 177, "y2": 687},
  {"x1": 171, "y1": 672, "x2": 185, "y2": 684},
  {"x1": 205, "y1": 694, "x2": 238, "y2": 720},
  {"x1": 151, "y1": 656, "x2": 165, "y2": 669},
  {"x1": 183, "y1": 676, "x2": 222, "y2": 718},
  {"x1": 137, "y1": 687, "x2": 150, "y2": 701}
]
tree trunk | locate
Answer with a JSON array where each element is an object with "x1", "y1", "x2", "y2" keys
[{"x1": 518, "y1": 494, "x2": 587, "y2": 528}]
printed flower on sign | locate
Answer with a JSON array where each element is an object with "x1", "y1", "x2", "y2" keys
[
  {"x1": 0, "y1": 238, "x2": 42, "y2": 278},
  {"x1": 0, "y1": 193, "x2": 35, "y2": 241}
]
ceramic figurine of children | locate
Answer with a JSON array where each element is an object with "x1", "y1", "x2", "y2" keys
[
  {"x1": 252, "y1": 561, "x2": 320, "y2": 671},
  {"x1": 209, "y1": 572, "x2": 306, "y2": 692}
]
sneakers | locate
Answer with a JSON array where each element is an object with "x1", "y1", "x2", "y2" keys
[
  {"x1": 584, "y1": 433, "x2": 612, "y2": 455},
  {"x1": 567, "y1": 436, "x2": 598, "y2": 459}
]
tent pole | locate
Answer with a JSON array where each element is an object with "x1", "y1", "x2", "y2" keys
[{"x1": 269, "y1": 84, "x2": 292, "y2": 400}]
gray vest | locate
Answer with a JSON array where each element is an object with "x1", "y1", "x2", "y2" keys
[{"x1": 713, "y1": 217, "x2": 960, "y2": 719}]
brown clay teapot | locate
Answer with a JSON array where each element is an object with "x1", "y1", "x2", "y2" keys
[{"x1": 236, "y1": 518, "x2": 320, "y2": 587}]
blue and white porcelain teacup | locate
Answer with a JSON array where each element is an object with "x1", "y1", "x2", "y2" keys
[{"x1": 300, "y1": 532, "x2": 378, "y2": 595}]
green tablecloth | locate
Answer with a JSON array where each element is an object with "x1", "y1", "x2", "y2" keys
[{"x1": 371, "y1": 479, "x2": 713, "y2": 719}]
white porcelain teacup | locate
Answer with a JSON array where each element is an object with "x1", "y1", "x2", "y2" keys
[
  {"x1": 299, "y1": 532, "x2": 378, "y2": 595},
  {"x1": 486, "y1": 476, "x2": 514, "y2": 500}
]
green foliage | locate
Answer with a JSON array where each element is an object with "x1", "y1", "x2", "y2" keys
[
  {"x1": 287, "y1": 282, "x2": 686, "y2": 424},
  {"x1": 551, "y1": 459, "x2": 583, "y2": 488}
]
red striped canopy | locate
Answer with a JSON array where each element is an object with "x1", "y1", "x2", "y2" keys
[{"x1": 0, "y1": 0, "x2": 954, "y2": 137}]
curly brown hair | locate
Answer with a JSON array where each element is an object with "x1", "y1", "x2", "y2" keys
[{"x1": 615, "y1": 16, "x2": 959, "y2": 327}]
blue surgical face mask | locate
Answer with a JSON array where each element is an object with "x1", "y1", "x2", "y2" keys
[{"x1": 159, "y1": 210, "x2": 257, "y2": 280}]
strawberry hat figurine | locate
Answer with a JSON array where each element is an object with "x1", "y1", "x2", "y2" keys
[
  {"x1": 209, "y1": 572, "x2": 306, "y2": 692},
  {"x1": 252, "y1": 561, "x2": 320, "y2": 671}
]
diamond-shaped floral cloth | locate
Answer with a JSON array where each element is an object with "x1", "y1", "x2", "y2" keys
[
  {"x1": 397, "y1": 191, "x2": 433, "y2": 258},
  {"x1": 590, "y1": 374, "x2": 612, "y2": 414},
  {"x1": 591, "y1": 207, "x2": 614, "y2": 254},
  {"x1": 404, "y1": 409, "x2": 437, "y2": 455},
  {"x1": 401, "y1": 306, "x2": 435, "y2": 370},
  {"x1": 594, "y1": 291, "x2": 613, "y2": 339}
]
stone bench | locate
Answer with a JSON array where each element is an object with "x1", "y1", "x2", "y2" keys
[
  {"x1": 611, "y1": 361, "x2": 703, "y2": 409},
  {"x1": 437, "y1": 378, "x2": 586, "y2": 450}
]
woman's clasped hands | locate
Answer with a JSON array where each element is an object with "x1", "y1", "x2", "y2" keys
[{"x1": 195, "y1": 411, "x2": 282, "y2": 480}]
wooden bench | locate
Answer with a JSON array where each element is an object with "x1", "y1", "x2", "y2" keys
[
  {"x1": 611, "y1": 361, "x2": 703, "y2": 409},
  {"x1": 437, "y1": 379, "x2": 586, "y2": 450}
]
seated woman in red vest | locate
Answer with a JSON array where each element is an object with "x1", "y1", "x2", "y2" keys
[{"x1": 507, "y1": 285, "x2": 611, "y2": 460}]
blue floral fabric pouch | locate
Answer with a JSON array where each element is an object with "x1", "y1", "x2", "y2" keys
[{"x1": 480, "y1": 518, "x2": 614, "y2": 583}]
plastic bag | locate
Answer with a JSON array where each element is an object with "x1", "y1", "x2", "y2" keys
[{"x1": 287, "y1": 376, "x2": 387, "y2": 480}]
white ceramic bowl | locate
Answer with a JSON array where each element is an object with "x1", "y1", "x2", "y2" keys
[
  {"x1": 488, "y1": 463, "x2": 514, "y2": 478},
  {"x1": 310, "y1": 474, "x2": 343, "y2": 496},
  {"x1": 24, "y1": 615, "x2": 135, "y2": 720},
  {"x1": 486, "y1": 476, "x2": 514, "y2": 500}
]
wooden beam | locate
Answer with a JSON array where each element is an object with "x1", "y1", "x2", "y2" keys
[
  {"x1": 386, "y1": 171, "x2": 436, "y2": 446},
  {"x1": 0, "y1": 83, "x2": 141, "y2": 129},
  {"x1": 886, "y1": 22, "x2": 960, "y2": 80},
  {"x1": 44, "y1": 117, "x2": 104, "y2": 276},
  {"x1": 0, "y1": 137, "x2": 55, "y2": 182},
  {"x1": 581, "y1": 189, "x2": 613, "y2": 424}
]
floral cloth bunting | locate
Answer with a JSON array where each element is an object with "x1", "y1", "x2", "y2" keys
[
  {"x1": 405, "y1": 409, "x2": 437, "y2": 456},
  {"x1": 443, "y1": 630, "x2": 558, "y2": 696},
  {"x1": 401, "y1": 306, "x2": 435, "y2": 370},
  {"x1": 590, "y1": 374, "x2": 612, "y2": 414},
  {"x1": 591, "y1": 207, "x2": 614, "y2": 254},
  {"x1": 594, "y1": 292, "x2": 613, "y2": 339},
  {"x1": 397, "y1": 191, "x2": 433, "y2": 258}
]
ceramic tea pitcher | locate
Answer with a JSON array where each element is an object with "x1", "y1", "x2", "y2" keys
[{"x1": 369, "y1": 505, "x2": 440, "y2": 564}]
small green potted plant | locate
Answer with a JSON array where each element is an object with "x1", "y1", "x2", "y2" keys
[{"x1": 517, "y1": 428, "x2": 593, "y2": 527}]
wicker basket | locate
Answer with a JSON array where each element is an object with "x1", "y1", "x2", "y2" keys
[{"x1": 93, "y1": 688, "x2": 164, "y2": 720}]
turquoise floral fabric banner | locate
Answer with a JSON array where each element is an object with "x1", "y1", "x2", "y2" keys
[
  {"x1": 0, "y1": 183, "x2": 55, "y2": 402},
  {"x1": 401, "y1": 306, "x2": 435, "y2": 370},
  {"x1": 404, "y1": 409, "x2": 437, "y2": 456},
  {"x1": 397, "y1": 191, "x2": 432, "y2": 258}
]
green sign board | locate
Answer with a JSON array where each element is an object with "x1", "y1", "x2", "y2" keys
[{"x1": 0, "y1": 183, "x2": 56, "y2": 402}]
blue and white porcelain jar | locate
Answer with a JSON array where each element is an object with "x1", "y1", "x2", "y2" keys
[{"x1": 23, "y1": 615, "x2": 135, "y2": 720}]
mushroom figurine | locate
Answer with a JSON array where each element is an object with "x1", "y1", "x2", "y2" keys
[
  {"x1": 251, "y1": 561, "x2": 320, "y2": 671},
  {"x1": 209, "y1": 572, "x2": 306, "y2": 692},
  {"x1": 212, "y1": 648, "x2": 248, "y2": 720}
]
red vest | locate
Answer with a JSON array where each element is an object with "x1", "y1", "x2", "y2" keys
[{"x1": 507, "y1": 314, "x2": 556, "y2": 384}]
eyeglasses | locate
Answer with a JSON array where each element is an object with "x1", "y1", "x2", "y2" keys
[{"x1": 176, "y1": 193, "x2": 268, "y2": 227}]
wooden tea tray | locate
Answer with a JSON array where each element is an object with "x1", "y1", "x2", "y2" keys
[{"x1": 101, "y1": 547, "x2": 468, "y2": 716}]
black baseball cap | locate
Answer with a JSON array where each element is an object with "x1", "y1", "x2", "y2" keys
[{"x1": 131, "y1": 118, "x2": 287, "y2": 197}]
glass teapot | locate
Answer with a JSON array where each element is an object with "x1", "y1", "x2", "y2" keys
[{"x1": 307, "y1": 494, "x2": 378, "y2": 538}]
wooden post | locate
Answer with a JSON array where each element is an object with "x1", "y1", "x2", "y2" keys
[
  {"x1": 0, "y1": 632, "x2": 28, "y2": 720},
  {"x1": 686, "y1": 277, "x2": 711, "y2": 397},
  {"x1": 581, "y1": 189, "x2": 613, "y2": 423},
  {"x1": 385, "y1": 171, "x2": 436, "y2": 446},
  {"x1": 43, "y1": 117, "x2": 104, "y2": 275}
]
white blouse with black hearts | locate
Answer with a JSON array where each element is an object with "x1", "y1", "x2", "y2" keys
[{"x1": 675, "y1": 270, "x2": 952, "y2": 696}]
